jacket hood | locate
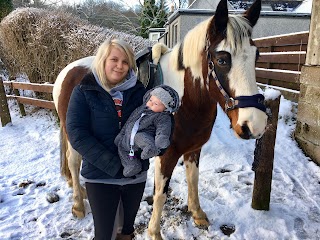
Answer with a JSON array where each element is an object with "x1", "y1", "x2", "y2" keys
[{"x1": 143, "y1": 85, "x2": 180, "y2": 113}]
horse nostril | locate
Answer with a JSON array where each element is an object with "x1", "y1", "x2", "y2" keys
[{"x1": 240, "y1": 122, "x2": 251, "y2": 139}]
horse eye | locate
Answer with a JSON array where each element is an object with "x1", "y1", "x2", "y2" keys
[{"x1": 217, "y1": 58, "x2": 226, "y2": 65}]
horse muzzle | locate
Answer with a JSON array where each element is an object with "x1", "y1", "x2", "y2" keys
[
  {"x1": 234, "y1": 122, "x2": 263, "y2": 139},
  {"x1": 234, "y1": 110, "x2": 267, "y2": 140}
]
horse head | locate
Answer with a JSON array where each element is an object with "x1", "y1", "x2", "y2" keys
[{"x1": 205, "y1": 0, "x2": 267, "y2": 139}]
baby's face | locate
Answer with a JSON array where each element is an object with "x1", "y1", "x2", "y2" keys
[{"x1": 146, "y1": 95, "x2": 166, "y2": 113}]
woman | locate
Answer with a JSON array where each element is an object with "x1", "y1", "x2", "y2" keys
[{"x1": 66, "y1": 39, "x2": 148, "y2": 240}]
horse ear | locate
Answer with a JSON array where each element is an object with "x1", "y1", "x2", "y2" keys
[
  {"x1": 243, "y1": 0, "x2": 261, "y2": 27},
  {"x1": 211, "y1": 0, "x2": 229, "y2": 34}
]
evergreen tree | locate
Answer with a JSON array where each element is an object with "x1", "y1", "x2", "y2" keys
[
  {"x1": 0, "y1": 0, "x2": 13, "y2": 21},
  {"x1": 139, "y1": 0, "x2": 168, "y2": 38}
]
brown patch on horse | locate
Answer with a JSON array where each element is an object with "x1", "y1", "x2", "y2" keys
[
  {"x1": 202, "y1": 36, "x2": 240, "y2": 134},
  {"x1": 184, "y1": 151, "x2": 201, "y2": 167},
  {"x1": 57, "y1": 66, "x2": 90, "y2": 130},
  {"x1": 60, "y1": 125, "x2": 71, "y2": 179},
  {"x1": 57, "y1": 66, "x2": 90, "y2": 179},
  {"x1": 160, "y1": 68, "x2": 217, "y2": 178},
  {"x1": 177, "y1": 43, "x2": 185, "y2": 70}
]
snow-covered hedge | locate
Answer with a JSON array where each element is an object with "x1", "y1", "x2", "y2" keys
[{"x1": 0, "y1": 7, "x2": 153, "y2": 84}]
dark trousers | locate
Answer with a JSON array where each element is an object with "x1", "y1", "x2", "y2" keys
[{"x1": 85, "y1": 181, "x2": 146, "y2": 240}]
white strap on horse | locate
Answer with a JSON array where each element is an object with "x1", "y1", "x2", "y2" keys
[{"x1": 129, "y1": 113, "x2": 145, "y2": 157}]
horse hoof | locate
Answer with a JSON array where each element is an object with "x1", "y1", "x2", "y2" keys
[
  {"x1": 194, "y1": 218, "x2": 209, "y2": 229},
  {"x1": 72, "y1": 207, "x2": 85, "y2": 219}
]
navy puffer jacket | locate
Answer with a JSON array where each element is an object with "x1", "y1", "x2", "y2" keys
[{"x1": 66, "y1": 72, "x2": 147, "y2": 179}]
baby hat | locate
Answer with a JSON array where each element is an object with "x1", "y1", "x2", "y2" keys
[{"x1": 150, "y1": 86, "x2": 179, "y2": 113}]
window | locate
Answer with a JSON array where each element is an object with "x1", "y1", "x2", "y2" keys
[
  {"x1": 149, "y1": 33, "x2": 160, "y2": 41},
  {"x1": 173, "y1": 24, "x2": 178, "y2": 46}
]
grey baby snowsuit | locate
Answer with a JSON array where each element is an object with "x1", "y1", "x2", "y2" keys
[{"x1": 114, "y1": 85, "x2": 180, "y2": 177}]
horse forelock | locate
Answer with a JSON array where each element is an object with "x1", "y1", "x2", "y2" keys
[{"x1": 225, "y1": 15, "x2": 252, "y2": 55}]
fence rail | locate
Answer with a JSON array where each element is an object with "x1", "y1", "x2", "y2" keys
[
  {"x1": 254, "y1": 31, "x2": 309, "y2": 96},
  {"x1": 3, "y1": 81, "x2": 55, "y2": 110},
  {"x1": 6, "y1": 95, "x2": 55, "y2": 109},
  {"x1": 0, "y1": 79, "x2": 55, "y2": 125},
  {"x1": 6, "y1": 81, "x2": 54, "y2": 93},
  {"x1": 254, "y1": 31, "x2": 309, "y2": 101}
]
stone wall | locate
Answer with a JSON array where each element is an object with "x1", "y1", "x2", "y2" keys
[
  {"x1": 295, "y1": 66, "x2": 320, "y2": 165},
  {"x1": 295, "y1": 0, "x2": 320, "y2": 165}
]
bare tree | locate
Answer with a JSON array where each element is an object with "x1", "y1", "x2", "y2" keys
[
  {"x1": 167, "y1": 0, "x2": 189, "y2": 9},
  {"x1": 12, "y1": 0, "x2": 63, "y2": 8},
  {"x1": 61, "y1": 0, "x2": 141, "y2": 35},
  {"x1": 10, "y1": 0, "x2": 189, "y2": 36}
]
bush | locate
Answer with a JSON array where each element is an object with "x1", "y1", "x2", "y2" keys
[{"x1": 0, "y1": 7, "x2": 153, "y2": 84}]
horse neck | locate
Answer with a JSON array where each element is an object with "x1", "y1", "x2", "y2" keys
[{"x1": 182, "y1": 68, "x2": 217, "y2": 112}]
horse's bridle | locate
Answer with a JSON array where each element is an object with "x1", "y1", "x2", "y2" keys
[{"x1": 205, "y1": 42, "x2": 266, "y2": 113}]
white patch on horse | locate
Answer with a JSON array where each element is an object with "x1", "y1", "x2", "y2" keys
[
  {"x1": 52, "y1": 56, "x2": 94, "y2": 111},
  {"x1": 159, "y1": 49, "x2": 185, "y2": 100},
  {"x1": 185, "y1": 161, "x2": 199, "y2": 211},
  {"x1": 216, "y1": 37, "x2": 267, "y2": 138},
  {"x1": 148, "y1": 156, "x2": 168, "y2": 239}
]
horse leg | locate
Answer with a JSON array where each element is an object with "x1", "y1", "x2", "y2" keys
[
  {"x1": 184, "y1": 150, "x2": 209, "y2": 227},
  {"x1": 67, "y1": 142, "x2": 86, "y2": 218},
  {"x1": 148, "y1": 156, "x2": 173, "y2": 240}
]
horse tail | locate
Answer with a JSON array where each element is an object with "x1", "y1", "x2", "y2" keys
[{"x1": 60, "y1": 125, "x2": 71, "y2": 180}]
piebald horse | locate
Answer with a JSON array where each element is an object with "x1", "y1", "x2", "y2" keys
[{"x1": 53, "y1": 0, "x2": 267, "y2": 239}]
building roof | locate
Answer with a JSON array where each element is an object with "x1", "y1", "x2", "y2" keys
[
  {"x1": 187, "y1": 0, "x2": 305, "y2": 12},
  {"x1": 167, "y1": 8, "x2": 310, "y2": 25}
]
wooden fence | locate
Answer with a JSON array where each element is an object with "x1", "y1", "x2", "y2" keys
[
  {"x1": 0, "y1": 78, "x2": 55, "y2": 126},
  {"x1": 254, "y1": 31, "x2": 308, "y2": 101},
  {"x1": 4, "y1": 81, "x2": 55, "y2": 110}
]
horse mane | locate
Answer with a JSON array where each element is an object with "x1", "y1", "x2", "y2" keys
[
  {"x1": 170, "y1": 15, "x2": 252, "y2": 80},
  {"x1": 170, "y1": 19, "x2": 209, "y2": 79}
]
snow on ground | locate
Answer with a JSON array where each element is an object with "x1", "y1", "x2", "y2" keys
[{"x1": 1, "y1": 90, "x2": 320, "y2": 240}]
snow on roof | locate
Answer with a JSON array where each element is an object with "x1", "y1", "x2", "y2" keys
[{"x1": 293, "y1": 0, "x2": 313, "y2": 13}]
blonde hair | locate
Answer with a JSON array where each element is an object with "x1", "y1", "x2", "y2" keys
[{"x1": 91, "y1": 39, "x2": 136, "y2": 90}]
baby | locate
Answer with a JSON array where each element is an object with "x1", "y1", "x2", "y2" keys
[{"x1": 114, "y1": 85, "x2": 180, "y2": 177}]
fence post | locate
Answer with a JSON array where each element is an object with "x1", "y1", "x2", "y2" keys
[
  {"x1": 251, "y1": 95, "x2": 281, "y2": 210},
  {"x1": 0, "y1": 76, "x2": 12, "y2": 126},
  {"x1": 10, "y1": 79, "x2": 26, "y2": 117}
]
